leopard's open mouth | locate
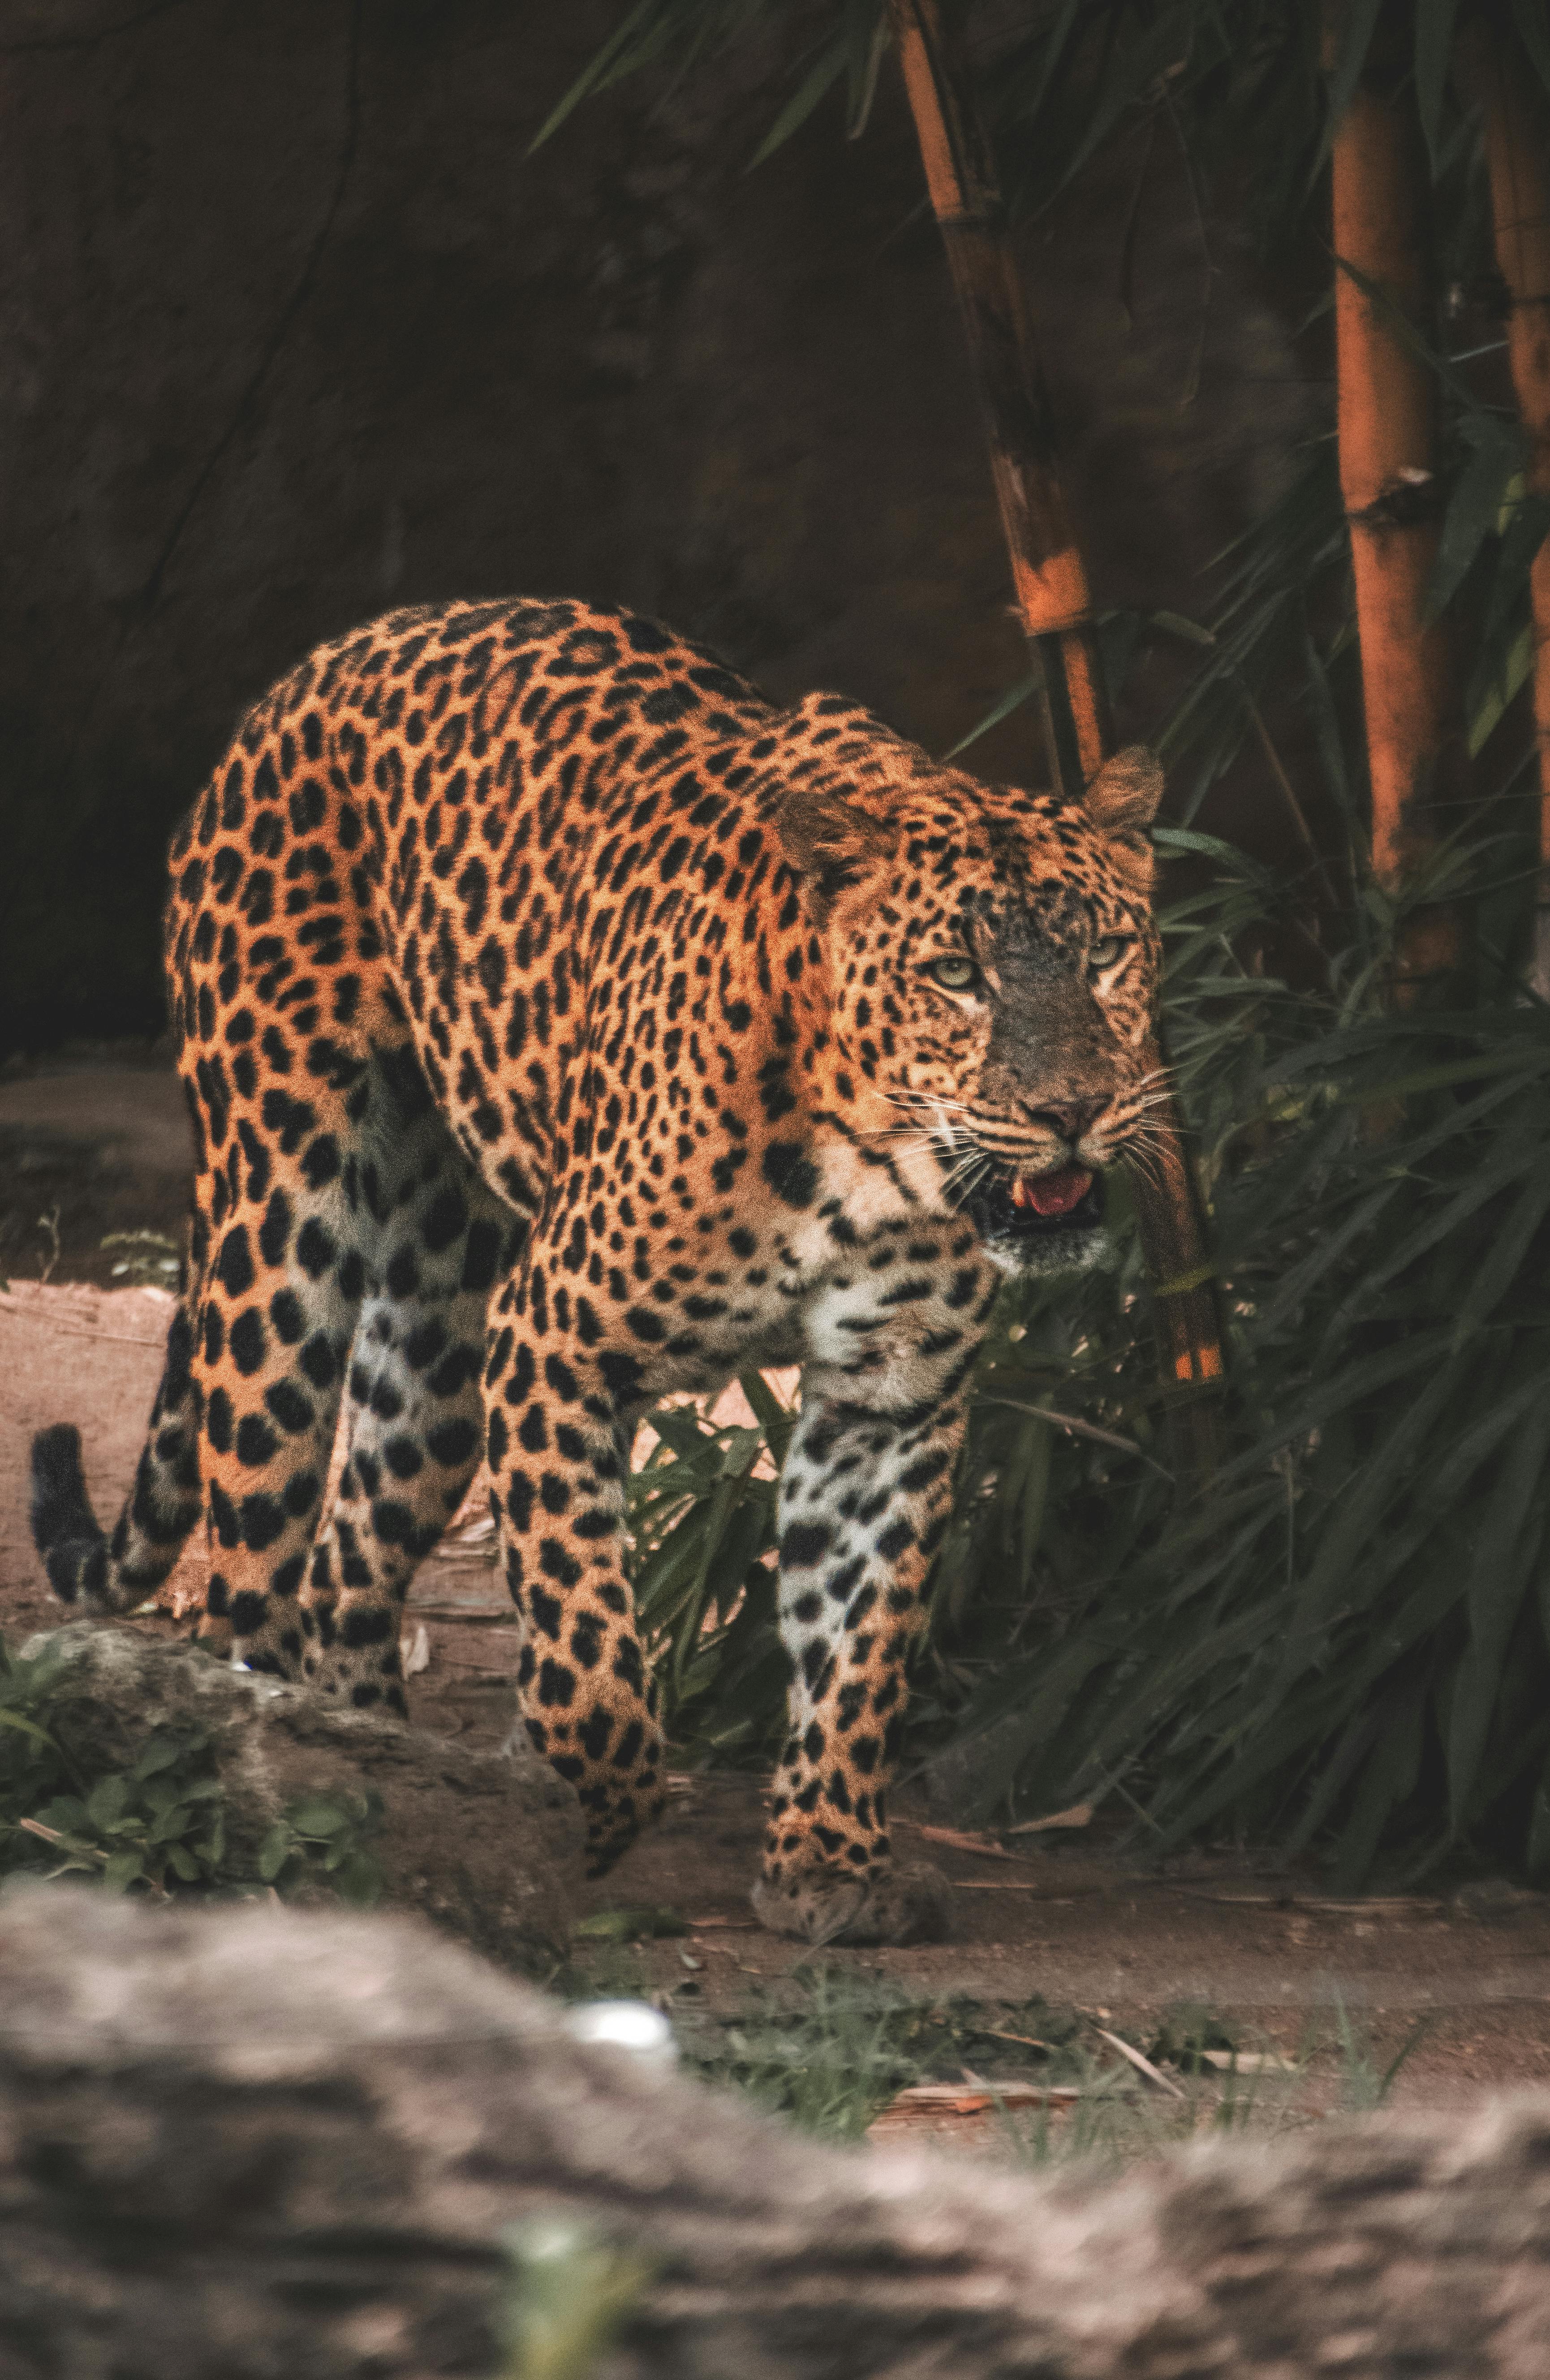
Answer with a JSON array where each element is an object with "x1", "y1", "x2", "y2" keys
[{"x1": 964, "y1": 1162, "x2": 1104, "y2": 1244}]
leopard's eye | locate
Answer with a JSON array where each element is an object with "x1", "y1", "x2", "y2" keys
[
  {"x1": 1090, "y1": 935, "x2": 1130, "y2": 973},
  {"x1": 927, "y1": 954, "x2": 981, "y2": 993}
]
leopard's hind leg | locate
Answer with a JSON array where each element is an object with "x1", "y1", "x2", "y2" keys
[
  {"x1": 31, "y1": 1095, "x2": 361, "y2": 1665},
  {"x1": 191, "y1": 1136, "x2": 364, "y2": 1677},
  {"x1": 294, "y1": 1062, "x2": 521, "y2": 1714}
]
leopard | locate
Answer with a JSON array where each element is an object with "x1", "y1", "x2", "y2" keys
[{"x1": 30, "y1": 595, "x2": 1164, "y2": 1945}]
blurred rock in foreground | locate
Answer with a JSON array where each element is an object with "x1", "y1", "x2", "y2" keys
[{"x1": 2, "y1": 1887, "x2": 1550, "y2": 2376}]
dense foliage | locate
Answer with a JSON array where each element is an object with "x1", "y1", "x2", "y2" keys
[
  {"x1": 630, "y1": 856, "x2": 1550, "y2": 1882},
  {"x1": 569, "y1": 0, "x2": 1550, "y2": 1881},
  {"x1": 0, "y1": 1630, "x2": 383, "y2": 1902}
]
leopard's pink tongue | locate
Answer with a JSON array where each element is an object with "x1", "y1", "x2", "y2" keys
[{"x1": 1012, "y1": 1166, "x2": 1094, "y2": 1218}]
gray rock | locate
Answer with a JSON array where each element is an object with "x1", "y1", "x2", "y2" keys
[
  {"x1": 4, "y1": 1887, "x2": 1550, "y2": 2376},
  {"x1": 18, "y1": 1620, "x2": 581, "y2": 1966}
]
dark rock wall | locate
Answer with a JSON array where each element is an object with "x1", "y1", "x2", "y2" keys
[{"x1": 0, "y1": 0, "x2": 1306, "y2": 1050}]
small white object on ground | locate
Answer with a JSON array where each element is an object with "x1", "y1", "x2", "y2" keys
[{"x1": 564, "y1": 2000, "x2": 677, "y2": 2070}]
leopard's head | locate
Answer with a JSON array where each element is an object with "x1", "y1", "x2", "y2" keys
[{"x1": 773, "y1": 706, "x2": 1165, "y2": 1272}]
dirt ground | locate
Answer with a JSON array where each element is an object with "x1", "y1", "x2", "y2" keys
[{"x1": 6, "y1": 1056, "x2": 1550, "y2": 2135}]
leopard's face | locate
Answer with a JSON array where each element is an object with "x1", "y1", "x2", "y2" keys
[{"x1": 802, "y1": 744, "x2": 1166, "y2": 1274}]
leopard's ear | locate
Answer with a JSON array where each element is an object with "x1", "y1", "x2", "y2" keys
[
  {"x1": 771, "y1": 785, "x2": 891, "y2": 918},
  {"x1": 1082, "y1": 745, "x2": 1163, "y2": 886}
]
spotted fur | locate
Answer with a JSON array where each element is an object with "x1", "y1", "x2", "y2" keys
[{"x1": 30, "y1": 597, "x2": 1164, "y2": 1944}]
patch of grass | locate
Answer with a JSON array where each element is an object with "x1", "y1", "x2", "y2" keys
[
  {"x1": 692, "y1": 1970, "x2": 913, "y2": 2140},
  {"x1": 554, "y1": 1961, "x2": 1422, "y2": 2173},
  {"x1": 1327, "y1": 1995, "x2": 1432, "y2": 2113},
  {"x1": 572, "y1": 1903, "x2": 689, "y2": 1943},
  {"x1": 0, "y1": 1627, "x2": 383, "y2": 1906},
  {"x1": 495, "y1": 2218, "x2": 655, "y2": 2380}
]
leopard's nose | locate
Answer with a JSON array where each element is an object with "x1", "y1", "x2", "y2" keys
[{"x1": 1028, "y1": 1100, "x2": 1105, "y2": 1143}]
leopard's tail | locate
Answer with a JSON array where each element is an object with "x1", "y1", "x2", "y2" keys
[
  {"x1": 30, "y1": 1423, "x2": 112, "y2": 1605},
  {"x1": 30, "y1": 1304, "x2": 203, "y2": 1614}
]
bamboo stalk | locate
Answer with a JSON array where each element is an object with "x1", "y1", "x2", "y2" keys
[
  {"x1": 1327, "y1": 15, "x2": 1468, "y2": 992},
  {"x1": 1463, "y1": 24, "x2": 1550, "y2": 996},
  {"x1": 885, "y1": 0, "x2": 1224, "y2": 1471}
]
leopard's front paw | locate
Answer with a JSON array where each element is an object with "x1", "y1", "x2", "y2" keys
[{"x1": 751, "y1": 1859, "x2": 951, "y2": 1946}]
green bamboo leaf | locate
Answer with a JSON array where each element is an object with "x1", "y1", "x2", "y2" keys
[
  {"x1": 1218, "y1": 1329, "x2": 1451, "y2": 1485},
  {"x1": 718, "y1": 1425, "x2": 764, "y2": 1478},
  {"x1": 1452, "y1": 1166, "x2": 1550, "y2": 1338},
  {"x1": 1008, "y1": 0, "x2": 1088, "y2": 131},
  {"x1": 1468, "y1": 619, "x2": 1536, "y2": 756},
  {"x1": 843, "y1": 0, "x2": 887, "y2": 138},
  {"x1": 1332, "y1": 251, "x2": 1482, "y2": 409},
  {"x1": 1311, "y1": 0, "x2": 1386, "y2": 185},
  {"x1": 1420, "y1": 1365, "x2": 1550, "y2": 1509},
  {"x1": 1413, "y1": 0, "x2": 1464, "y2": 170},
  {"x1": 526, "y1": 0, "x2": 663, "y2": 152},
  {"x1": 1280, "y1": 1694, "x2": 1387, "y2": 1856},
  {"x1": 1146, "y1": 608, "x2": 1217, "y2": 649},
  {"x1": 1472, "y1": 489, "x2": 1550, "y2": 672},
  {"x1": 1152, "y1": 826, "x2": 1269, "y2": 878},
  {"x1": 1047, "y1": 11, "x2": 1207, "y2": 202},
  {"x1": 1509, "y1": 0, "x2": 1550, "y2": 97},
  {"x1": 1321, "y1": 1054, "x2": 1528, "y2": 1104},
  {"x1": 747, "y1": 34, "x2": 849, "y2": 170},
  {"x1": 0, "y1": 1708, "x2": 60, "y2": 1753},
  {"x1": 1325, "y1": 1128, "x2": 1544, "y2": 1333},
  {"x1": 1447, "y1": 1403, "x2": 1550, "y2": 1830},
  {"x1": 1331, "y1": 1676, "x2": 1427, "y2": 1889},
  {"x1": 1254, "y1": 1180, "x2": 1403, "y2": 1334},
  {"x1": 1425, "y1": 420, "x2": 1523, "y2": 624},
  {"x1": 1298, "y1": 611, "x2": 1358, "y2": 833},
  {"x1": 1265, "y1": 1356, "x2": 1465, "y2": 1693},
  {"x1": 734, "y1": 1368, "x2": 797, "y2": 1463},
  {"x1": 941, "y1": 675, "x2": 1039, "y2": 762}
]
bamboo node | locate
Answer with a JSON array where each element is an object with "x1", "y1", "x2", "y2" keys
[
  {"x1": 1174, "y1": 1345, "x2": 1226, "y2": 1385},
  {"x1": 1153, "y1": 1265, "x2": 1217, "y2": 1298},
  {"x1": 1345, "y1": 473, "x2": 1440, "y2": 530}
]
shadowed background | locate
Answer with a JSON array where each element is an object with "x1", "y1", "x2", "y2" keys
[{"x1": 0, "y1": 0, "x2": 1306, "y2": 1053}]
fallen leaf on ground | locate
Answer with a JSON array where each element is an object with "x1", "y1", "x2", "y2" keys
[
  {"x1": 1006, "y1": 1802, "x2": 1094, "y2": 1834},
  {"x1": 875, "y1": 2079, "x2": 1083, "y2": 2117},
  {"x1": 1095, "y1": 2027, "x2": 1186, "y2": 2099},
  {"x1": 1197, "y1": 2049, "x2": 1297, "y2": 2074},
  {"x1": 917, "y1": 1825, "x2": 1029, "y2": 1862},
  {"x1": 685, "y1": 1914, "x2": 757, "y2": 1929}
]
